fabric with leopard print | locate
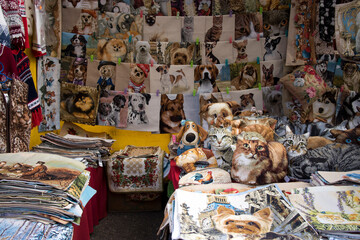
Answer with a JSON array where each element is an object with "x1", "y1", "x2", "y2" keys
[{"x1": 0, "y1": 77, "x2": 31, "y2": 153}]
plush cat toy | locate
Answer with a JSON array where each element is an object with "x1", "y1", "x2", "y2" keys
[{"x1": 176, "y1": 120, "x2": 208, "y2": 156}]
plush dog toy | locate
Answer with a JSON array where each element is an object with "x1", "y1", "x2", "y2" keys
[{"x1": 176, "y1": 120, "x2": 208, "y2": 156}]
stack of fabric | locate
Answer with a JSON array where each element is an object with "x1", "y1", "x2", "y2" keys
[
  {"x1": 0, "y1": 152, "x2": 97, "y2": 239},
  {"x1": 32, "y1": 132, "x2": 115, "y2": 168},
  {"x1": 311, "y1": 170, "x2": 360, "y2": 186}
]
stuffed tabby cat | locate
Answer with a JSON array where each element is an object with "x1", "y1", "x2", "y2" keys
[
  {"x1": 231, "y1": 131, "x2": 288, "y2": 185},
  {"x1": 281, "y1": 126, "x2": 360, "y2": 179},
  {"x1": 208, "y1": 126, "x2": 235, "y2": 173}
]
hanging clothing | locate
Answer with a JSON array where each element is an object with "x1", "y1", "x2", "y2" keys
[
  {"x1": 13, "y1": 49, "x2": 42, "y2": 127},
  {"x1": 0, "y1": 0, "x2": 25, "y2": 50},
  {"x1": 0, "y1": 4, "x2": 10, "y2": 48},
  {"x1": 0, "y1": 76, "x2": 31, "y2": 153}
]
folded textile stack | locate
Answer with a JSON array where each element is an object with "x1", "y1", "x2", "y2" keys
[
  {"x1": 0, "y1": 152, "x2": 96, "y2": 228},
  {"x1": 288, "y1": 185, "x2": 360, "y2": 240},
  {"x1": 32, "y1": 132, "x2": 115, "y2": 168},
  {"x1": 159, "y1": 184, "x2": 320, "y2": 240},
  {"x1": 311, "y1": 170, "x2": 360, "y2": 186}
]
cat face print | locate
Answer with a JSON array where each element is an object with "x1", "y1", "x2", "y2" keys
[
  {"x1": 208, "y1": 126, "x2": 234, "y2": 150},
  {"x1": 263, "y1": 10, "x2": 289, "y2": 37},
  {"x1": 282, "y1": 125, "x2": 309, "y2": 159},
  {"x1": 330, "y1": 124, "x2": 360, "y2": 145}
]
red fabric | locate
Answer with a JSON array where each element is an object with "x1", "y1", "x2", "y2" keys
[
  {"x1": 72, "y1": 167, "x2": 108, "y2": 240},
  {"x1": 22, "y1": 17, "x2": 29, "y2": 49},
  {"x1": 168, "y1": 159, "x2": 181, "y2": 190},
  {"x1": 31, "y1": 108, "x2": 43, "y2": 128}
]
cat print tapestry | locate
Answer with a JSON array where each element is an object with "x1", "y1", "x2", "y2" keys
[
  {"x1": 171, "y1": 184, "x2": 319, "y2": 240},
  {"x1": 37, "y1": 57, "x2": 61, "y2": 132},
  {"x1": 204, "y1": 15, "x2": 235, "y2": 42},
  {"x1": 123, "y1": 93, "x2": 161, "y2": 132},
  {"x1": 62, "y1": 0, "x2": 98, "y2": 9},
  {"x1": 115, "y1": 63, "x2": 150, "y2": 94},
  {"x1": 143, "y1": 16, "x2": 182, "y2": 42},
  {"x1": 235, "y1": 12, "x2": 263, "y2": 41},
  {"x1": 230, "y1": 62, "x2": 260, "y2": 90},
  {"x1": 335, "y1": 1, "x2": 360, "y2": 62},
  {"x1": 150, "y1": 64, "x2": 194, "y2": 94},
  {"x1": 160, "y1": 94, "x2": 200, "y2": 133},
  {"x1": 0, "y1": 152, "x2": 86, "y2": 190},
  {"x1": 97, "y1": 91, "x2": 128, "y2": 128},
  {"x1": 262, "y1": 9, "x2": 290, "y2": 38},
  {"x1": 62, "y1": 8, "x2": 98, "y2": 36},
  {"x1": 60, "y1": 82, "x2": 99, "y2": 125},
  {"x1": 229, "y1": 88, "x2": 263, "y2": 112},
  {"x1": 288, "y1": 185, "x2": 360, "y2": 233},
  {"x1": 194, "y1": 64, "x2": 231, "y2": 93}
]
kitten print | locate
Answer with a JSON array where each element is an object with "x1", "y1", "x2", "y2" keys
[
  {"x1": 280, "y1": 125, "x2": 310, "y2": 160},
  {"x1": 289, "y1": 143, "x2": 360, "y2": 179},
  {"x1": 330, "y1": 124, "x2": 360, "y2": 145},
  {"x1": 235, "y1": 13, "x2": 261, "y2": 40},
  {"x1": 205, "y1": 15, "x2": 223, "y2": 42},
  {"x1": 231, "y1": 131, "x2": 287, "y2": 185},
  {"x1": 212, "y1": 205, "x2": 273, "y2": 239},
  {"x1": 181, "y1": 16, "x2": 194, "y2": 42},
  {"x1": 263, "y1": 10, "x2": 289, "y2": 37},
  {"x1": 208, "y1": 126, "x2": 235, "y2": 173}
]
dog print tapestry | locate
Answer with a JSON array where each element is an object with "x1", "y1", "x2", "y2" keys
[
  {"x1": 116, "y1": 63, "x2": 150, "y2": 94},
  {"x1": 37, "y1": 57, "x2": 61, "y2": 132},
  {"x1": 62, "y1": 8, "x2": 97, "y2": 36},
  {"x1": 335, "y1": 1, "x2": 360, "y2": 62},
  {"x1": 230, "y1": 62, "x2": 260, "y2": 90},
  {"x1": 260, "y1": 60, "x2": 287, "y2": 87},
  {"x1": 171, "y1": 185, "x2": 319, "y2": 240},
  {"x1": 60, "y1": 56, "x2": 88, "y2": 86},
  {"x1": 60, "y1": 82, "x2": 99, "y2": 125},
  {"x1": 262, "y1": 85, "x2": 284, "y2": 117},
  {"x1": 201, "y1": 41, "x2": 234, "y2": 65},
  {"x1": 94, "y1": 38, "x2": 133, "y2": 63},
  {"x1": 229, "y1": 88, "x2": 263, "y2": 112},
  {"x1": 61, "y1": 32, "x2": 89, "y2": 59},
  {"x1": 97, "y1": 91, "x2": 128, "y2": 128},
  {"x1": 45, "y1": 0, "x2": 62, "y2": 58},
  {"x1": 335, "y1": 90, "x2": 360, "y2": 129},
  {"x1": 124, "y1": 93, "x2": 161, "y2": 132},
  {"x1": 97, "y1": 12, "x2": 143, "y2": 41},
  {"x1": 150, "y1": 64, "x2": 193, "y2": 94},
  {"x1": 333, "y1": 59, "x2": 360, "y2": 92},
  {"x1": 261, "y1": 35, "x2": 287, "y2": 61},
  {"x1": 232, "y1": 39, "x2": 262, "y2": 64},
  {"x1": 143, "y1": 16, "x2": 182, "y2": 42},
  {"x1": 160, "y1": 94, "x2": 200, "y2": 133},
  {"x1": 62, "y1": 0, "x2": 98, "y2": 9},
  {"x1": 194, "y1": 64, "x2": 231, "y2": 93},
  {"x1": 86, "y1": 60, "x2": 117, "y2": 97}
]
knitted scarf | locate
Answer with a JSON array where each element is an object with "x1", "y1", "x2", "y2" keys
[
  {"x1": 0, "y1": 0, "x2": 25, "y2": 50},
  {"x1": 12, "y1": 49, "x2": 42, "y2": 127}
]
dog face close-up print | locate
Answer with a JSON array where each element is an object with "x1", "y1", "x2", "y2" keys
[
  {"x1": 232, "y1": 39, "x2": 262, "y2": 63},
  {"x1": 116, "y1": 63, "x2": 151, "y2": 94},
  {"x1": 60, "y1": 56, "x2": 88, "y2": 86},
  {"x1": 260, "y1": 60, "x2": 286, "y2": 87},
  {"x1": 124, "y1": 93, "x2": 161, "y2": 132},
  {"x1": 261, "y1": 35, "x2": 287, "y2": 61},
  {"x1": 150, "y1": 64, "x2": 194, "y2": 94},
  {"x1": 60, "y1": 82, "x2": 100, "y2": 125},
  {"x1": 229, "y1": 88, "x2": 263, "y2": 112},
  {"x1": 61, "y1": 32, "x2": 89, "y2": 59},
  {"x1": 194, "y1": 64, "x2": 230, "y2": 93}
]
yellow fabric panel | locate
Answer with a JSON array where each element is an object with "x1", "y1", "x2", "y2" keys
[{"x1": 26, "y1": 49, "x2": 171, "y2": 153}]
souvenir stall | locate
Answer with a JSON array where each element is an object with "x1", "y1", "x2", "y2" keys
[{"x1": 0, "y1": 0, "x2": 359, "y2": 239}]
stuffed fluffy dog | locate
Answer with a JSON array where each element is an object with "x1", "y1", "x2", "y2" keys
[
  {"x1": 200, "y1": 101, "x2": 240, "y2": 127},
  {"x1": 231, "y1": 64, "x2": 258, "y2": 90},
  {"x1": 135, "y1": 41, "x2": 156, "y2": 64},
  {"x1": 127, "y1": 93, "x2": 151, "y2": 124},
  {"x1": 170, "y1": 43, "x2": 194, "y2": 65},
  {"x1": 128, "y1": 64, "x2": 150, "y2": 93},
  {"x1": 176, "y1": 121, "x2": 208, "y2": 155},
  {"x1": 195, "y1": 64, "x2": 220, "y2": 94},
  {"x1": 97, "y1": 38, "x2": 127, "y2": 62}
]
